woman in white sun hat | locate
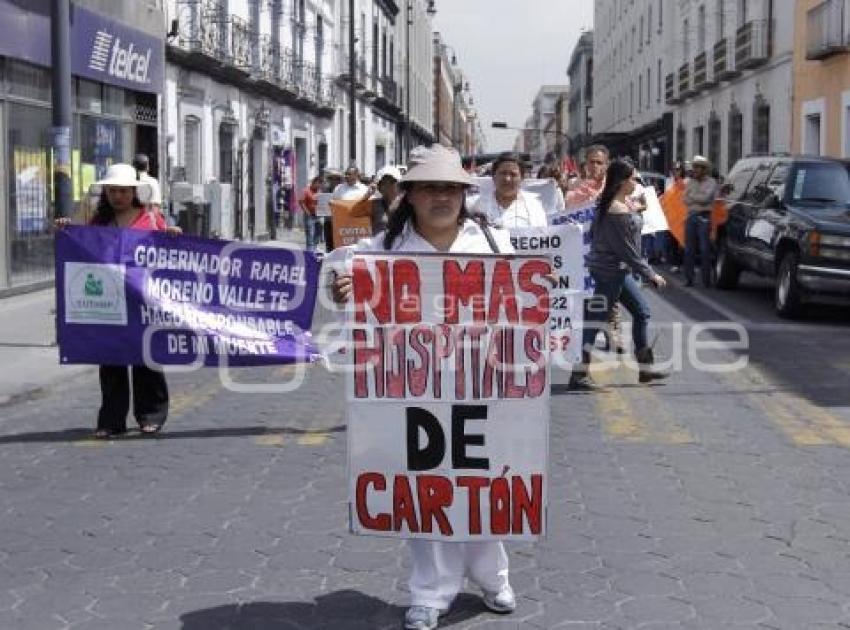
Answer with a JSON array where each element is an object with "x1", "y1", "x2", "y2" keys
[
  {"x1": 55, "y1": 163, "x2": 181, "y2": 439},
  {"x1": 329, "y1": 145, "x2": 518, "y2": 630}
]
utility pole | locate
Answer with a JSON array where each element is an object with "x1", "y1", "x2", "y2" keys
[
  {"x1": 348, "y1": 0, "x2": 357, "y2": 164},
  {"x1": 51, "y1": 0, "x2": 72, "y2": 218}
]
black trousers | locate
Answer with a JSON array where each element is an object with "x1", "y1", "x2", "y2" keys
[{"x1": 97, "y1": 365, "x2": 169, "y2": 432}]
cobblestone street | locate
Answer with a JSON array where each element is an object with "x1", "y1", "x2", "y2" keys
[{"x1": 2, "y1": 280, "x2": 850, "y2": 629}]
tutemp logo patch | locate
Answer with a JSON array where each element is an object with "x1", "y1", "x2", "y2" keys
[{"x1": 65, "y1": 263, "x2": 128, "y2": 326}]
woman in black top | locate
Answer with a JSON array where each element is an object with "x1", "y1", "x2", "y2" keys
[{"x1": 570, "y1": 160, "x2": 669, "y2": 389}]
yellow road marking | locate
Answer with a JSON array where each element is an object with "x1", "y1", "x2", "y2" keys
[
  {"x1": 592, "y1": 360, "x2": 695, "y2": 444},
  {"x1": 74, "y1": 438, "x2": 107, "y2": 447},
  {"x1": 255, "y1": 434, "x2": 286, "y2": 447},
  {"x1": 734, "y1": 365, "x2": 850, "y2": 447},
  {"x1": 170, "y1": 380, "x2": 222, "y2": 417},
  {"x1": 274, "y1": 365, "x2": 296, "y2": 378},
  {"x1": 297, "y1": 431, "x2": 329, "y2": 446}
]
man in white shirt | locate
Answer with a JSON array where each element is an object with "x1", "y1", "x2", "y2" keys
[
  {"x1": 332, "y1": 165, "x2": 369, "y2": 201},
  {"x1": 132, "y1": 154, "x2": 163, "y2": 212}
]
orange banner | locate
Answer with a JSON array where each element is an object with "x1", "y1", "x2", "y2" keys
[
  {"x1": 660, "y1": 180, "x2": 728, "y2": 246},
  {"x1": 330, "y1": 199, "x2": 372, "y2": 248}
]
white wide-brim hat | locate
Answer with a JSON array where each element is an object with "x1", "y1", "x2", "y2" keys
[
  {"x1": 692, "y1": 155, "x2": 711, "y2": 169},
  {"x1": 402, "y1": 144, "x2": 473, "y2": 186},
  {"x1": 89, "y1": 163, "x2": 152, "y2": 203},
  {"x1": 375, "y1": 165, "x2": 403, "y2": 183}
]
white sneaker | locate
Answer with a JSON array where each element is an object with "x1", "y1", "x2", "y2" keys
[
  {"x1": 404, "y1": 605, "x2": 446, "y2": 629},
  {"x1": 482, "y1": 584, "x2": 516, "y2": 613}
]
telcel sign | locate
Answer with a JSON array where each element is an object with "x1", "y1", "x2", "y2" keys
[
  {"x1": 0, "y1": 1, "x2": 162, "y2": 94},
  {"x1": 72, "y1": 6, "x2": 163, "y2": 92},
  {"x1": 88, "y1": 31, "x2": 153, "y2": 86}
]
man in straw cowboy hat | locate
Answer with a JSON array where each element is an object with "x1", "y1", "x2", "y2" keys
[{"x1": 683, "y1": 155, "x2": 719, "y2": 287}]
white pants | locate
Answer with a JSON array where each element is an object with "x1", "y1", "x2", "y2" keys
[{"x1": 407, "y1": 540, "x2": 510, "y2": 609}]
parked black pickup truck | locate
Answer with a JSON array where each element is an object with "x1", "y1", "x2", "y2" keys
[{"x1": 715, "y1": 155, "x2": 850, "y2": 317}]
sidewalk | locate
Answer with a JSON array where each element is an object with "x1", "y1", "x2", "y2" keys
[{"x1": 0, "y1": 288, "x2": 91, "y2": 406}]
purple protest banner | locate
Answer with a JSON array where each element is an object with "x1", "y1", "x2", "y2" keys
[{"x1": 56, "y1": 226, "x2": 321, "y2": 367}]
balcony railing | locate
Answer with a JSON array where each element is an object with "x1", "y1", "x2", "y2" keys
[
  {"x1": 735, "y1": 19, "x2": 769, "y2": 69},
  {"x1": 378, "y1": 76, "x2": 398, "y2": 105},
  {"x1": 665, "y1": 72, "x2": 681, "y2": 104},
  {"x1": 713, "y1": 37, "x2": 740, "y2": 80},
  {"x1": 807, "y1": 0, "x2": 849, "y2": 60},
  {"x1": 173, "y1": 1, "x2": 255, "y2": 72},
  {"x1": 174, "y1": 0, "x2": 227, "y2": 58},
  {"x1": 336, "y1": 56, "x2": 367, "y2": 89},
  {"x1": 678, "y1": 61, "x2": 694, "y2": 98},
  {"x1": 301, "y1": 61, "x2": 319, "y2": 98},
  {"x1": 255, "y1": 35, "x2": 276, "y2": 83},
  {"x1": 317, "y1": 78, "x2": 335, "y2": 107},
  {"x1": 692, "y1": 50, "x2": 716, "y2": 90},
  {"x1": 228, "y1": 15, "x2": 253, "y2": 69}
]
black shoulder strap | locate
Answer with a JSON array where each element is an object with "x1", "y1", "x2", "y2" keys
[{"x1": 472, "y1": 213, "x2": 500, "y2": 253}]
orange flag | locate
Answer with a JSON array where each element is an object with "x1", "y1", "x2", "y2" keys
[{"x1": 660, "y1": 180, "x2": 728, "y2": 246}]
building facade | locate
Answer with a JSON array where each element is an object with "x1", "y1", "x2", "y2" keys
[
  {"x1": 667, "y1": 0, "x2": 794, "y2": 176},
  {"x1": 165, "y1": 0, "x2": 338, "y2": 241},
  {"x1": 567, "y1": 30, "x2": 594, "y2": 157},
  {"x1": 592, "y1": 0, "x2": 674, "y2": 172},
  {"x1": 791, "y1": 0, "x2": 850, "y2": 157},
  {"x1": 432, "y1": 31, "x2": 477, "y2": 153},
  {"x1": 592, "y1": 0, "x2": 793, "y2": 177},
  {"x1": 403, "y1": 0, "x2": 436, "y2": 151},
  {"x1": 0, "y1": 0, "x2": 165, "y2": 293},
  {"x1": 515, "y1": 85, "x2": 569, "y2": 164}
]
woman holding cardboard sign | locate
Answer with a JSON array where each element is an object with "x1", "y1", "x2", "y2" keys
[
  {"x1": 330, "y1": 145, "x2": 518, "y2": 630},
  {"x1": 55, "y1": 163, "x2": 181, "y2": 439}
]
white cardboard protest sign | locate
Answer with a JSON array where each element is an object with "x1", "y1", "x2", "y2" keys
[
  {"x1": 509, "y1": 224, "x2": 584, "y2": 365},
  {"x1": 346, "y1": 253, "x2": 550, "y2": 541},
  {"x1": 316, "y1": 192, "x2": 333, "y2": 217},
  {"x1": 638, "y1": 186, "x2": 669, "y2": 235}
]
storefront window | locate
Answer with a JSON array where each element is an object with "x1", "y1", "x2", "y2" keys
[
  {"x1": 103, "y1": 85, "x2": 124, "y2": 116},
  {"x1": 7, "y1": 103, "x2": 53, "y2": 287},
  {"x1": 6, "y1": 59, "x2": 50, "y2": 102},
  {"x1": 80, "y1": 115, "x2": 124, "y2": 180},
  {"x1": 77, "y1": 79, "x2": 103, "y2": 114}
]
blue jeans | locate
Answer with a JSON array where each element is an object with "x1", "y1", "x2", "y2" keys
[
  {"x1": 304, "y1": 215, "x2": 320, "y2": 250},
  {"x1": 684, "y1": 213, "x2": 712, "y2": 286},
  {"x1": 581, "y1": 272, "x2": 651, "y2": 354}
]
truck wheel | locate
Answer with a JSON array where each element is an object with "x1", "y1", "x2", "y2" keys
[
  {"x1": 775, "y1": 251, "x2": 804, "y2": 319},
  {"x1": 714, "y1": 236, "x2": 741, "y2": 289}
]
